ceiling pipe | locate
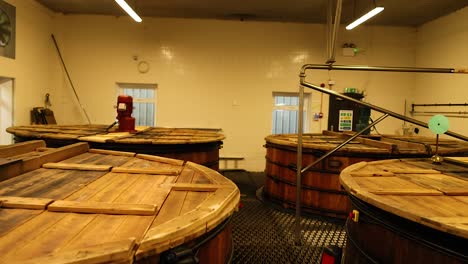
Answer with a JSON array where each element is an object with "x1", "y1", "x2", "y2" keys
[{"x1": 326, "y1": 0, "x2": 343, "y2": 64}]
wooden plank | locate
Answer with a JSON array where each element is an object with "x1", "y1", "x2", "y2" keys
[
  {"x1": 369, "y1": 189, "x2": 443, "y2": 195},
  {"x1": 445, "y1": 157, "x2": 468, "y2": 167},
  {"x1": 0, "y1": 196, "x2": 54, "y2": 210},
  {"x1": 398, "y1": 173, "x2": 468, "y2": 196},
  {"x1": 0, "y1": 212, "x2": 69, "y2": 256},
  {"x1": 452, "y1": 196, "x2": 468, "y2": 205},
  {"x1": 88, "y1": 149, "x2": 136, "y2": 157},
  {"x1": 140, "y1": 187, "x2": 238, "y2": 253},
  {"x1": 350, "y1": 171, "x2": 395, "y2": 177},
  {"x1": 65, "y1": 172, "x2": 139, "y2": 202},
  {"x1": 0, "y1": 209, "x2": 42, "y2": 237},
  {"x1": 322, "y1": 130, "x2": 348, "y2": 138},
  {"x1": 422, "y1": 216, "x2": 468, "y2": 224},
  {"x1": 36, "y1": 147, "x2": 53, "y2": 152},
  {"x1": 20, "y1": 238, "x2": 136, "y2": 264},
  {"x1": 111, "y1": 167, "x2": 179, "y2": 176},
  {"x1": 62, "y1": 215, "x2": 152, "y2": 251},
  {"x1": 186, "y1": 162, "x2": 231, "y2": 184},
  {"x1": 0, "y1": 168, "x2": 108, "y2": 201},
  {"x1": 438, "y1": 189, "x2": 468, "y2": 196},
  {"x1": 139, "y1": 207, "x2": 211, "y2": 251},
  {"x1": 0, "y1": 157, "x2": 21, "y2": 166},
  {"x1": 0, "y1": 159, "x2": 22, "y2": 182},
  {"x1": 21, "y1": 143, "x2": 90, "y2": 175},
  {"x1": 42, "y1": 163, "x2": 112, "y2": 171},
  {"x1": 388, "y1": 168, "x2": 441, "y2": 174},
  {"x1": 381, "y1": 137, "x2": 429, "y2": 153},
  {"x1": 354, "y1": 137, "x2": 396, "y2": 151},
  {"x1": 48, "y1": 200, "x2": 158, "y2": 215},
  {"x1": 168, "y1": 183, "x2": 222, "y2": 192},
  {"x1": 0, "y1": 140, "x2": 46, "y2": 158},
  {"x1": 136, "y1": 154, "x2": 185, "y2": 166}
]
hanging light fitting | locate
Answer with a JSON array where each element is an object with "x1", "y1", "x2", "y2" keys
[
  {"x1": 115, "y1": 0, "x2": 142, "y2": 22},
  {"x1": 346, "y1": 0, "x2": 383, "y2": 30}
]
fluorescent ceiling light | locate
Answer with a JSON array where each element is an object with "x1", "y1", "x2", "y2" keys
[
  {"x1": 346, "y1": 7, "x2": 384, "y2": 30},
  {"x1": 115, "y1": 0, "x2": 142, "y2": 22}
]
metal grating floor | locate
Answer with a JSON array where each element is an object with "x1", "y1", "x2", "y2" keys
[{"x1": 226, "y1": 171, "x2": 347, "y2": 264}]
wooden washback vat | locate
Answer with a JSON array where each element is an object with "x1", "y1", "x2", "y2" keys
[
  {"x1": 340, "y1": 157, "x2": 468, "y2": 263},
  {"x1": 0, "y1": 140, "x2": 239, "y2": 263},
  {"x1": 263, "y1": 131, "x2": 468, "y2": 218},
  {"x1": 6, "y1": 125, "x2": 224, "y2": 170}
]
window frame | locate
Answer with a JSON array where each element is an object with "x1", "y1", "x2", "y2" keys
[
  {"x1": 272, "y1": 92, "x2": 311, "y2": 134},
  {"x1": 116, "y1": 83, "x2": 158, "y2": 126}
]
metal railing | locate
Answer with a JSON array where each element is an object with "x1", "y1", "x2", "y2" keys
[{"x1": 294, "y1": 64, "x2": 468, "y2": 243}]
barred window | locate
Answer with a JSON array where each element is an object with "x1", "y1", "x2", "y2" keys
[
  {"x1": 117, "y1": 83, "x2": 157, "y2": 126},
  {"x1": 272, "y1": 92, "x2": 310, "y2": 134}
]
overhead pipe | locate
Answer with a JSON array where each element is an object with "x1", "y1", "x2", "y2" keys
[
  {"x1": 300, "y1": 64, "x2": 468, "y2": 75},
  {"x1": 327, "y1": 0, "x2": 343, "y2": 64},
  {"x1": 298, "y1": 64, "x2": 468, "y2": 141},
  {"x1": 299, "y1": 79, "x2": 468, "y2": 142}
]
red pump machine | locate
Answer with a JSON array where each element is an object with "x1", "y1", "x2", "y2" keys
[{"x1": 115, "y1": 95, "x2": 137, "y2": 132}]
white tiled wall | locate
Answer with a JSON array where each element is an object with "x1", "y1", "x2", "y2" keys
[
  {"x1": 50, "y1": 16, "x2": 420, "y2": 170},
  {"x1": 2, "y1": 1, "x2": 466, "y2": 171},
  {"x1": 414, "y1": 6, "x2": 468, "y2": 137}
]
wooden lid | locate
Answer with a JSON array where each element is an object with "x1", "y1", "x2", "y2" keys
[
  {"x1": 0, "y1": 141, "x2": 239, "y2": 263},
  {"x1": 340, "y1": 158, "x2": 468, "y2": 239},
  {"x1": 6, "y1": 125, "x2": 225, "y2": 145},
  {"x1": 265, "y1": 131, "x2": 468, "y2": 155}
]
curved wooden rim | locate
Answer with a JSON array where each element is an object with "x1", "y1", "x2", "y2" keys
[
  {"x1": 7, "y1": 125, "x2": 225, "y2": 145},
  {"x1": 265, "y1": 133, "x2": 468, "y2": 155},
  {"x1": 0, "y1": 142, "x2": 239, "y2": 263},
  {"x1": 340, "y1": 160, "x2": 468, "y2": 239},
  {"x1": 136, "y1": 161, "x2": 240, "y2": 258}
]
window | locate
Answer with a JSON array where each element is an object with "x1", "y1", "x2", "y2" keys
[
  {"x1": 117, "y1": 83, "x2": 157, "y2": 126},
  {"x1": 272, "y1": 92, "x2": 310, "y2": 134}
]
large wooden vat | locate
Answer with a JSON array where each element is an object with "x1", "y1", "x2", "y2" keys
[
  {"x1": 6, "y1": 125, "x2": 224, "y2": 170},
  {"x1": 0, "y1": 140, "x2": 239, "y2": 263},
  {"x1": 263, "y1": 131, "x2": 468, "y2": 218},
  {"x1": 340, "y1": 157, "x2": 468, "y2": 264}
]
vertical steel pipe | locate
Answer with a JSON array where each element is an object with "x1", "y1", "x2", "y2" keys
[
  {"x1": 326, "y1": 0, "x2": 333, "y2": 59},
  {"x1": 295, "y1": 82, "x2": 305, "y2": 245}
]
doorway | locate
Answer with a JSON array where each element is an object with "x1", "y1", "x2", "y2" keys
[{"x1": 0, "y1": 77, "x2": 14, "y2": 145}]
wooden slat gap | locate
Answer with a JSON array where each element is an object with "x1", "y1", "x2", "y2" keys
[
  {"x1": 88, "y1": 148, "x2": 136, "y2": 157},
  {"x1": 112, "y1": 167, "x2": 180, "y2": 176},
  {"x1": 369, "y1": 189, "x2": 443, "y2": 195},
  {"x1": 135, "y1": 154, "x2": 185, "y2": 166},
  {"x1": 161, "y1": 183, "x2": 227, "y2": 192}
]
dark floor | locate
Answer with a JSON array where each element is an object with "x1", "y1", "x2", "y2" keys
[{"x1": 224, "y1": 171, "x2": 347, "y2": 264}]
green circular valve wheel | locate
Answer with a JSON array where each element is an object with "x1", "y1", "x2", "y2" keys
[{"x1": 428, "y1": 114, "x2": 449, "y2": 135}]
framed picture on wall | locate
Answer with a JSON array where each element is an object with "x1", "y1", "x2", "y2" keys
[{"x1": 0, "y1": 0, "x2": 15, "y2": 59}]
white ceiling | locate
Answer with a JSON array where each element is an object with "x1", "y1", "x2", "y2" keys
[{"x1": 35, "y1": 0, "x2": 468, "y2": 26}]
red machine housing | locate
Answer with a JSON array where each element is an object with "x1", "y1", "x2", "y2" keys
[{"x1": 116, "y1": 95, "x2": 137, "y2": 132}]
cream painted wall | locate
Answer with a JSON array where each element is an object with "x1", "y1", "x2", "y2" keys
[
  {"x1": 0, "y1": 0, "x2": 60, "y2": 127},
  {"x1": 52, "y1": 15, "x2": 417, "y2": 171},
  {"x1": 414, "y1": 7, "x2": 468, "y2": 137}
]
